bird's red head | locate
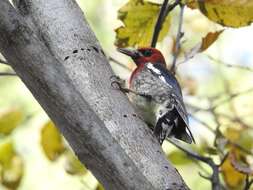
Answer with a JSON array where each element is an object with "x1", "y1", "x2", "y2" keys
[
  {"x1": 118, "y1": 47, "x2": 167, "y2": 84},
  {"x1": 117, "y1": 47, "x2": 166, "y2": 66}
]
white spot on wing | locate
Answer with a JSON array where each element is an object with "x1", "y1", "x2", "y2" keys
[
  {"x1": 159, "y1": 76, "x2": 166, "y2": 83},
  {"x1": 147, "y1": 63, "x2": 161, "y2": 74},
  {"x1": 146, "y1": 63, "x2": 173, "y2": 88}
]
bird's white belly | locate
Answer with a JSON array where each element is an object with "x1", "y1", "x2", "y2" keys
[{"x1": 129, "y1": 94, "x2": 157, "y2": 126}]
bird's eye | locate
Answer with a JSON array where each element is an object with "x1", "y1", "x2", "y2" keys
[{"x1": 142, "y1": 50, "x2": 152, "y2": 57}]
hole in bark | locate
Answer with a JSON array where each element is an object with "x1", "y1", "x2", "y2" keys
[
  {"x1": 100, "y1": 49, "x2": 105, "y2": 56},
  {"x1": 81, "y1": 48, "x2": 84, "y2": 51},
  {"x1": 165, "y1": 166, "x2": 169, "y2": 169},
  {"x1": 132, "y1": 114, "x2": 137, "y2": 117},
  {"x1": 87, "y1": 48, "x2": 91, "y2": 52},
  {"x1": 73, "y1": 50, "x2": 78, "y2": 54},
  {"x1": 92, "y1": 46, "x2": 99, "y2": 53},
  {"x1": 64, "y1": 56, "x2": 70, "y2": 61},
  {"x1": 123, "y1": 115, "x2": 127, "y2": 118}
]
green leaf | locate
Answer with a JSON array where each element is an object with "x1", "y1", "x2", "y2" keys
[
  {"x1": 186, "y1": 0, "x2": 253, "y2": 27},
  {"x1": 40, "y1": 121, "x2": 65, "y2": 161},
  {"x1": 167, "y1": 150, "x2": 192, "y2": 165},
  {"x1": 115, "y1": 0, "x2": 171, "y2": 47},
  {"x1": 205, "y1": 146, "x2": 218, "y2": 155},
  {"x1": 0, "y1": 109, "x2": 23, "y2": 135}
]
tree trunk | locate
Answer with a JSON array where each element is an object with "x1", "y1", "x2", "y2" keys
[{"x1": 0, "y1": 0, "x2": 189, "y2": 189}]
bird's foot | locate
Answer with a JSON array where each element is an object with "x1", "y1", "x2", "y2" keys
[
  {"x1": 110, "y1": 75, "x2": 152, "y2": 99},
  {"x1": 110, "y1": 75, "x2": 128, "y2": 93}
]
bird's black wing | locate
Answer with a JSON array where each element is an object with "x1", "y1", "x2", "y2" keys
[
  {"x1": 147, "y1": 63, "x2": 182, "y2": 98},
  {"x1": 154, "y1": 95, "x2": 195, "y2": 144},
  {"x1": 146, "y1": 63, "x2": 195, "y2": 144},
  {"x1": 173, "y1": 96, "x2": 195, "y2": 143}
]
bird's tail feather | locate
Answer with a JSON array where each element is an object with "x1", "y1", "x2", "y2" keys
[
  {"x1": 154, "y1": 107, "x2": 195, "y2": 144},
  {"x1": 172, "y1": 114, "x2": 195, "y2": 144}
]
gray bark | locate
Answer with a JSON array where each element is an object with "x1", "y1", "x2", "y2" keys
[{"x1": 0, "y1": 0, "x2": 189, "y2": 189}]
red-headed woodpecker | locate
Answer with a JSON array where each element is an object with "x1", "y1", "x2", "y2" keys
[{"x1": 117, "y1": 47, "x2": 195, "y2": 144}]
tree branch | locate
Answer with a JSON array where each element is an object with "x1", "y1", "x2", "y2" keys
[
  {"x1": 168, "y1": 139, "x2": 222, "y2": 190},
  {"x1": 109, "y1": 56, "x2": 132, "y2": 71},
  {"x1": 0, "y1": 0, "x2": 189, "y2": 189},
  {"x1": 151, "y1": 0, "x2": 180, "y2": 48},
  {"x1": 151, "y1": 0, "x2": 168, "y2": 47},
  {"x1": 170, "y1": 3, "x2": 185, "y2": 74},
  {"x1": 0, "y1": 72, "x2": 17, "y2": 76},
  {"x1": 208, "y1": 55, "x2": 253, "y2": 73},
  {"x1": 244, "y1": 175, "x2": 253, "y2": 190}
]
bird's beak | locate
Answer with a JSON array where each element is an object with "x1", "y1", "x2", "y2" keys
[{"x1": 117, "y1": 48, "x2": 140, "y2": 59}]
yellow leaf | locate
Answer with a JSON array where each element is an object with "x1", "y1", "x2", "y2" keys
[
  {"x1": 64, "y1": 150, "x2": 87, "y2": 175},
  {"x1": 0, "y1": 140, "x2": 24, "y2": 190},
  {"x1": 200, "y1": 30, "x2": 223, "y2": 51},
  {"x1": 0, "y1": 110, "x2": 23, "y2": 135},
  {"x1": 181, "y1": 30, "x2": 223, "y2": 63},
  {"x1": 115, "y1": 0, "x2": 171, "y2": 47},
  {"x1": 96, "y1": 183, "x2": 105, "y2": 190},
  {"x1": 224, "y1": 127, "x2": 241, "y2": 142},
  {"x1": 40, "y1": 121, "x2": 65, "y2": 161},
  {"x1": 186, "y1": 0, "x2": 253, "y2": 27},
  {"x1": 225, "y1": 127, "x2": 253, "y2": 151},
  {"x1": 0, "y1": 140, "x2": 15, "y2": 168},
  {"x1": 229, "y1": 150, "x2": 253, "y2": 175},
  {"x1": 220, "y1": 148, "x2": 246, "y2": 189}
]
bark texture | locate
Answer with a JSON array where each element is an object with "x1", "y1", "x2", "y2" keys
[{"x1": 0, "y1": 0, "x2": 189, "y2": 189}]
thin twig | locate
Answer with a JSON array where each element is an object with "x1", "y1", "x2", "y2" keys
[
  {"x1": 165, "y1": 0, "x2": 181, "y2": 16},
  {"x1": 189, "y1": 113, "x2": 215, "y2": 133},
  {"x1": 170, "y1": 3, "x2": 185, "y2": 74},
  {"x1": 186, "y1": 87, "x2": 253, "y2": 113},
  {"x1": 109, "y1": 56, "x2": 132, "y2": 71},
  {"x1": 211, "y1": 87, "x2": 253, "y2": 110},
  {"x1": 244, "y1": 175, "x2": 253, "y2": 190},
  {"x1": 151, "y1": 0, "x2": 180, "y2": 47},
  {"x1": 188, "y1": 104, "x2": 253, "y2": 156},
  {"x1": 229, "y1": 141, "x2": 253, "y2": 155},
  {"x1": 0, "y1": 72, "x2": 17, "y2": 76},
  {"x1": 208, "y1": 55, "x2": 253, "y2": 73},
  {"x1": 217, "y1": 153, "x2": 229, "y2": 167},
  {"x1": 218, "y1": 113, "x2": 251, "y2": 129},
  {"x1": 168, "y1": 138, "x2": 222, "y2": 190}
]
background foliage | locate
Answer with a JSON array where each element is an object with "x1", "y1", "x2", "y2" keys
[{"x1": 1, "y1": 0, "x2": 253, "y2": 189}]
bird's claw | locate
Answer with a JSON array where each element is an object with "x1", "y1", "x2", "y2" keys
[
  {"x1": 110, "y1": 75, "x2": 152, "y2": 97},
  {"x1": 110, "y1": 75, "x2": 121, "y2": 81},
  {"x1": 110, "y1": 75, "x2": 126, "y2": 92},
  {"x1": 111, "y1": 80, "x2": 121, "y2": 90}
]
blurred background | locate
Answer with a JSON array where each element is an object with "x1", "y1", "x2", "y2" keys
[{"x1": 1, "y1": 0, "x2": 253, "y2": 189}]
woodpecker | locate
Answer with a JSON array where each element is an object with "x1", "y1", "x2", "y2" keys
[{"x1": 117, "y1": 47, "x2": 194, "y2": 144}]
